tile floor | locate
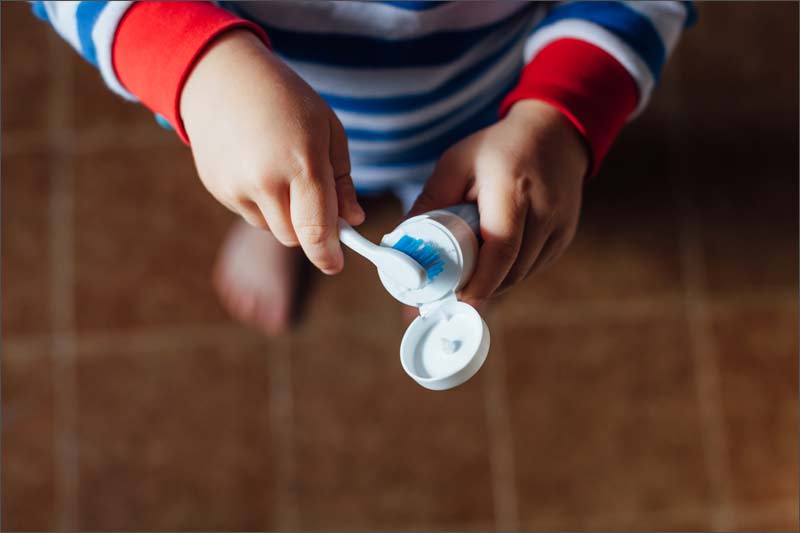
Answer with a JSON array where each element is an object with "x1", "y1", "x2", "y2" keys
[{"x1": 2, "y1": 2, "x2": 798, "y2": 531}]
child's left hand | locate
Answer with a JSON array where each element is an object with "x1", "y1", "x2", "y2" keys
[{"x1": 407, "y1": 99, "x2": 589, "y2": 308}]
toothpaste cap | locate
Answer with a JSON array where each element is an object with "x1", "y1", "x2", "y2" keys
[{"x1": 400, "y1": 296, "x2": 490, "y2": 391}]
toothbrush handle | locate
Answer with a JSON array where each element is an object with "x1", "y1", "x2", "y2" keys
[
  {"x1": 338, "y1": 217, "x2": 427, "y2": 289},
  {"x1": 338, "y1": 218, "x2": 380, "y2": 259}
]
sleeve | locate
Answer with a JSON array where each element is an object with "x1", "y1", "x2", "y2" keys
[
  {"x1": 31, "y1": 1, "x2": 136, "y2": 100},
  {"x1": 500, "y1": 1, "x2": 697, "y2": 176},
  {"x1": 31, "y1": 1, "x2": 271, "y2": 143}
]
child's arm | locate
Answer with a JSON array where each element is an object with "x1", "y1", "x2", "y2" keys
[
  {"x1": 32, "y1": 1, "x2": 363, "y2": 275},
  {"x1": 409, "y1": 1, "x2": 696, "y2": 308},
  {"x1": 178, "y1": 29, "x2": 364, "y2": 274}
]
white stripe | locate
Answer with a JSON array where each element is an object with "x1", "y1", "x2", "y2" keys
[
  {"x1": 351, "y1": 160, "x2": 436, "y2": 188},
  {"x1": 623, "y1": 1, "x2": 686, "y2": 55},
  {"x1": 347, "y1": 60, "x2": 518, "y2": 155},
  {"x1": 524, "y1": 19, "x2": 655, "y2": 117},
  {"x1": 333, "y1": 40, "x2": 524, "y2": 132},
  {"x1": 283, "y1": 10, "x2": 540, "y2": 99},
  {"x1": 91, "y1": 1, "x2": 136, "y2": 101},
  {"x1": 236, "y1": 1, "x2": 531, "y2": 39},
  {"x1": 43, "y1": 1, "x2": 81, "y2": 51},
  {"x1": 392, "y1": 181, "x2": 425, "y2": 213}
]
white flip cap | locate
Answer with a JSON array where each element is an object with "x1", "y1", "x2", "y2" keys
[{"x1": 400, "y1": 298, "x2": 490, "y2": 391}]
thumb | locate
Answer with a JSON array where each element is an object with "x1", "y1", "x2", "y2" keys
[
  {"x1": 329, "y1": 110, "x2": 365, "y2": 226},
  {"x1": 407, "y1": 146, "x2": 473, "y2": 218}
]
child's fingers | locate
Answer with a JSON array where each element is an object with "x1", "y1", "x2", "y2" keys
[
  {"x1": 496, "y1": 210, "x2": 549, "y2": 293},
  {"x1": 526, "y1": 226, "x2": 573, "y2": 276},
  {"x1": 460, "y1": 186, "x2": 526, "y2": 306},
  {"x1": 407, "y1": 146, "x2": 472, "y2": 217},
  {"x1": 335, "y1": 172, "x2": 365, "y2": 225},
  {"x1": 237, "y1": 200, "x2": 269, "y2": 229},
  {"x1": 329, "y1": 112, "x2": 365, "y2": 226},
  {"x1": 254, "y1": 190, "x2": 299, "y2": 247},
  {"x1": 328, "y1": 110, "x2": 351, "y2": 179},
  {"x1": 289, "y1": 168, "x2": 344, "y2": 275}
]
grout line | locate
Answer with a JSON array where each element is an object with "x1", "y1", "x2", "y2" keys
[
  {"x1": 73, "y1": 323, "x2": 265, "y2": 355},
  {"x1": 733, "y1": 498, "x2": 799, "y2": 529},
  {"x1": 678, "y1": 222, "x2": 735, "y2": 531},
  {"x1": 496, "y1": 292, "x2": 686, "y2": 326},
  {"x1": 267, "y1": 336, "x2": 300, "y2": 530},
  {"x1": 482, "y1": 312, "x2": 519, "y2": 531},
  {"x1": 513, "y1": 497, "x2": 797, "y2": 531},
  {"x1": 4, "y1": 285, "x2": 794, "y2": 360},
  {"x1": 667, "y1": 66, "x2": 735, "y2": 531},
  {"x1": 47, "y1": 32, "x2": 79, "y2": 532},
  {"x1": 2, "y1": 130, "x2": 50, "y2": 155},
  {"x1": 708, "y1": 288, "x2": 798, "y2": 316},
  {"x1": 3, "y1": 335, "x2": 52, "y2": 359},
  {"x1": 4, "y1": 125, "x2": 177, "y2": 158}
]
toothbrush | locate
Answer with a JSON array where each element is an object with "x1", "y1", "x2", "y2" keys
[
  {"x1": 390, "y1": 234, "x2": 445, "y2": 280},
  {"x1": 338, "y1": 218, "x2": 432, "y2": 289}
]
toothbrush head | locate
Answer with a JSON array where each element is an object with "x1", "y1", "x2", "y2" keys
[{"x1": 391, "y1": 235, "x2": 445, "y2": 280}]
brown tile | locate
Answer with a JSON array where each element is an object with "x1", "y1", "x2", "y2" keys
[
  {"x1": 73, "y1": 144, "x2": 234, "y2": 331},
  {"x1": 288, "y1": 317, "x2": 494, "y2": 530},
  {"x1": 72, "y1": 55, "x2": 170, "y2": 140},
  {"x1": 504, "y1": 316, "x2": 713, "y2": 530},
  {"x1": 713, "y1": 307, "x2": 799, "y2": 507},
  {"x1": 690, "y1": 137, "x2": 798, "y2": 298},
  {"x1": 1, "y1": 348, "x2": 57, "y2": 532},
  {"x1": 2, "y1": 152, "x2": 51, "y2": 337},
  {"x1": 1, "y1": 3, "x2": 51, "y2": 135},
  {"x1": 76, "y1": 334, "x2": 276, "y2": 530},
  {"x1": 677, "y1": 2, "x2": 799, "y2": 136}
]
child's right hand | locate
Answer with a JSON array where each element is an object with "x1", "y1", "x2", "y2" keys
[{"x1": 179, "y1": 30, "x2": 364, "y2": 275}]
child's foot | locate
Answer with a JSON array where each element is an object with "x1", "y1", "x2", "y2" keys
[
  {"x1": 401, "y1": 305, "x2": 418, "y2": 328},
  {"x1": 213, "y1": 219, "x2": 304, "y2": 334}
]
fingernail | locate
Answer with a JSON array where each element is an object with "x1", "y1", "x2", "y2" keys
[{"x1": 323, "y1": 236, "x2": 343, "y2": 274}]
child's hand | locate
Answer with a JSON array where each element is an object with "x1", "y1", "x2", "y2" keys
[
  {"x1": 408, "y1": 100, "x2": 588, "y2": 307},
  {"x1": 180, "y1": 30, "x2": 364, "y2": 275}
]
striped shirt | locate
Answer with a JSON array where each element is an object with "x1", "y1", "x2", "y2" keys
[{"x1": 32, "y1": 1, "x2": 694, "y2": 188}]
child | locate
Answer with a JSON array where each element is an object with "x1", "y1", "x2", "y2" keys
[{"x1": 35, "y1": 1, "x2": 693, "y2": 333}]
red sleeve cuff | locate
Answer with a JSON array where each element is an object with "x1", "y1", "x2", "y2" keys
[
  {"x1": 499, "y1": 38, "x2": 639, "y2": 177},
  {"x1": 112, "y1": 1, "x2": 270, "y2": 144}
]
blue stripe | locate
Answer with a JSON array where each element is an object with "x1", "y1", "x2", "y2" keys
[
  {"x1": 349, "y1": 77, "x2": 513, "y2": 166},
  {"x1": 539, "y1": 1, "x2": 666, "y2": 81},
  {"x1": 682, "y1": 1, "x2": 698, "y2": 27},
  {"x1": 343, "y1": 63, "x2": 519, "y2": 142},
  {"x1": 76, "y1": 1, "x2": 108, "y2": 66},
  {"x1": 253, "y1": 8, "x2": 530, "y2": 68},
  {"x1": 154, "y1": 114, "x2": 173, "y2": 131},
  {"x1": 31, "y1": 2, "x2": 49, "y2": 22},
  {"x1": 318, "y1": 22, "x2": 526, "y2": 113},
  {"x1": 380, "y1": 1, "x2": 449, "y2": 11}
]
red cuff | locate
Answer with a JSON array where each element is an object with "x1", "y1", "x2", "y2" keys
[
  {"x1": 112, "y1": 1, "x2": 270, "y2": 144},
  {"x1": 500, "y1": 38, "x2": 639, "y2": 177}
]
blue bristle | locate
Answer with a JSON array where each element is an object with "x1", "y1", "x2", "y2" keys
[{"x1": 391, "y1": 234, "x2": 445, "y2": 281}]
